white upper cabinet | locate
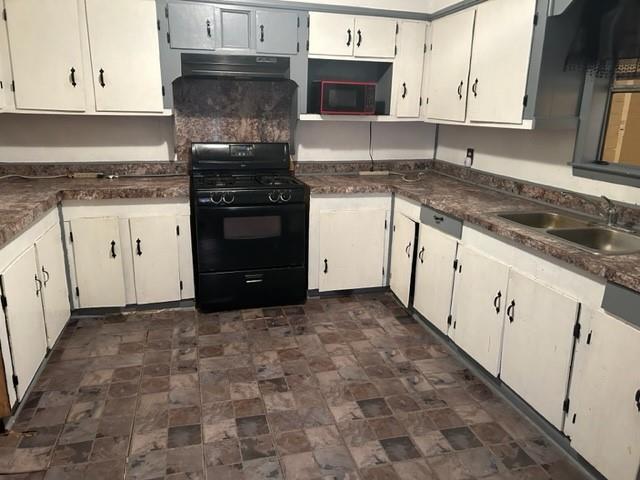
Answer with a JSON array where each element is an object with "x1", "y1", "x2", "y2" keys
[
  {"x1": 256, "y1": 10, "x2": 300, "y2": 55},
  {"x1": 353, "y1": 16, "x2": 397, "y2": 59},
  {"x1": 4, "y1": 0, "x2": 86, "y2": 112},
  {"x1": 425, "y1": 8, "x2": 475, "y2": 122},
  {"x1": 70, "y1": 217, "x2": 126, "y2": 308},
  {"x1": 35, "y1": 224, "x2": 70, "y2": 348},
  {"x1": 500, "y1": 270, "x2": 579, "y2": 430},
  {"x1": 413, "y1": 224, "x2": 457, "y2": 334},
  {"x1": 450, "y1": 246, "x2": 509, "y2": 376},
  {"x1": 129, "y1": 216, "x2": 182, "y2": 305},
  {"x1": 167, "y1": 1, "x2": 216, "y2": 51},
  {"x1": 309, "y1": 12, "x2": 396, "y2": 59},
  {"x1": 467, "y1": 0, "x2": 536, "y2": 124},
  {"x1": 390, "y1": 213, "x2": 416, "y2": 307},
  {"x1": 393, "y1": 21, "x2": 427, "y2": 118},
  {"x1": 318, "y1": 209, "x2": 387, "y2": 292},
  {"x1": 0, "y1": 246, "x2": 48, "y2": 401},
  {"x1": 564, "y1": 308, "x2": 640, "y2": 480},
  {"x1": 309, "y1": 12, "x2": 355, "y2": 57},
  {"x1": 85, "y1": 0, "x2": 163, "y2": 113},
  {"x1": 0, "y1": 17, "x2": 10, "y2": 111}
]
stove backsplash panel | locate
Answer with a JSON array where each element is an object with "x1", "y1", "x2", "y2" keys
[{"x1": 173, "y1": 77, "x2": 297, "y2": 163}]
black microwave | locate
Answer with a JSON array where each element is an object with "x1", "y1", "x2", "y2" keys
[{"x1": 309, "y1": 81, "x2": 377, "y2": 115}]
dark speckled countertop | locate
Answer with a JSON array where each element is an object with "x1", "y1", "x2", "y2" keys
[
  {"x1": 301, "y1": 172, "x2": 640, "y2": 294},
  {"x1": 0, "y1": 176, "x2": 189, "y2": 250}
]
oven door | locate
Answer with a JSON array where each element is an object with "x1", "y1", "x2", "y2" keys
[{"x1": 195, "y1": 203, "x2": 306, "y2": 272}]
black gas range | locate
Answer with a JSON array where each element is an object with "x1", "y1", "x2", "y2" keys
[{"x1": 190, "y1": 142, "x2": 309, "y2": 312}]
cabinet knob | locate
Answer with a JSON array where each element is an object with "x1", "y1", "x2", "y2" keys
[
  {"x1": 418, "y1": 246, "x2": 425, "y2": 263},
  {"x1": 356, "y1": 29, "x2": 362, "y2": 47},
  {"x1": 402, "y1": 83, "x2": 407, "y2": 99},
  {"x1": 635, "y1": 389, "x2": 640, "y2": 412},
  {"x1": 323, "y1": 258, "x2": 328, "y2": 274},
  {"x1": 207, "y1": 19, "x2": 212, "y2": 38},
  {"x1": 507, "y1": 300, "x2": 516, "y2": 323},
  {"x1": 346, "y1": 29, "x2": 352, "y2": 47},
  {"x1": 259, "y1": 24, "x2": 264, "y2": 42},
  {"x1": 70, "y1": 67, "x2": 77, "y2": 87},
  {"x1": 42, "y1": 266, "x2": 50, "y2": 287},
  {"x1": 493, "y1": 291, "x2": 502, "y2": 313},
  {"x1": 472, "y1": 78, "x2": 479, "y2": 97},
  {"x1": 35, "y1": 275, "x2": 42, "y2": 297},
  {"x1": 433, "y1": 215, "x2": 444, "y2": 224},
  {"x1": 110, "y1": 240, "x2": 117, "y2": 258},
  {"x1": 99, "y1": 68, "x2": 106, "y2": 88},
  {"x1": 405, "y1": 242, "x2": 412, "y2": 258},
  {"x1": 136, "y1": 238, "x2": 143, "y2": 256},
  {"x1": 457, "y1": 81, "x2": 463, "y2": 99}
]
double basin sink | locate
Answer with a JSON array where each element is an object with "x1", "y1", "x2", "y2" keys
[{"x1": 497, "y1": 211, "x2": 640, "y2": 255}]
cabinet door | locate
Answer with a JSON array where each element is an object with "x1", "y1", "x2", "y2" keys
[
  {"x1": 177, "y1": 216, "x2": 195, "y2": 300},
  {"x1": 501, "y1": 271, "x2": 579, "y2": 430},
  {"x1": 129, "y1": 216, "x2": 181, "y2": 305},
  {"x1": 413, "y1": 224, "x2": 458, "y2": 335},
  {"x1": 35, "y1": 224, "x2": 70, "y2": 348},
  {"x1": 168, "y1": 1, "x2": 215, "y2": 50},
  {"x1": 0, "y1": 25, "x2": 10, "y2": 111},
  {"x1": 394, "y1": 21, "x2": 426, "y2": 118},
  {"x1": 256, "y1": 10, "x2": 299, "y2": 55},
  {"x1": 390, "y1": 213, "x2": 416, "y2": 308},
  {"x1": 308, "y1": 12, "x2": 354, "y2": 57},
  {"x1": 4, "y1": 0, "x2": 85, "y2": 111},
  {"x1": 218, "y1": 6, "x2": 252, "y2": 50},
  {"x1": 70, "y1": 217, "x2": 126, "y2": 308},
  {"x1": 318, "y1": 209, "x2": 386, "y2": 292},
  {"x1": 426, "y1": 8, "x2": 475, "y2": 122},
  {"x1": 564, "y1": 308, "x2": 640, "y2": 480},
  {"x1": 353, "y1": 16, "x2": 397, "y2": 59},
  {"x1": 0, "y1": 246, "x2": 47, "y2": 401},
  {"x1": 85, "y1": 0, "x2": 163, "y2": 113},
  {"x1": 467, "y1": 0, "x2": 536, "y2": 124},
  {"x1": 450, "y1": 246, "x2": 509, "y2": 375}
]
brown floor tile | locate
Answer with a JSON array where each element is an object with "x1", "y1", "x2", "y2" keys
[
  {"x1": 357, "y1": 398, "x2": 392, "y2": 418},
  {"x1": 367, "y1": 416, "x2": 406, "y2": 440},
  {"x1": 490, "y1": 442, "x2": 536, "y2": 470},
  {"x1": 441, "y1": 426, "x2": 483, "y2": 451},
  {"x1": 240, "y1": 435, "x2": 275, "y2": 461},
  {"x1": 236, "y1": 415, "x2": 269, "y2": 438},
  {"x1": 274, "y1": 430, "x2": 312, "y2": 455},
  {"x1": 379, "y1": 436, "x2": 421, "y2": 462},
  {"x1": 168, "y1": 424, "x2": 202, "y2": 448}
]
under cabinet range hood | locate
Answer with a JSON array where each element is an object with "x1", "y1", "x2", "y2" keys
[{"x1": 181, "y1": 53, "x2": 291, "y2": 80}]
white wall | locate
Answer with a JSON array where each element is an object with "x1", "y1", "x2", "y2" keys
[
  {"x1": 0, "y1": 114, "x2": 175, "y2": 163},
  {"x1": 296, "y1": 121, "x2": 436, "y2": 161},
  {"x1": 437, "y1": 125, "x2": 640, "y2": 205}
]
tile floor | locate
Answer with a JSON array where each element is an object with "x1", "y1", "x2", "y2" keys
[{"x1": 0, "y1": 293, "x2": 590, "y2": 479}]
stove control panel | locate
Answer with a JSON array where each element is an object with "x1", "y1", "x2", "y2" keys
[
  {"x1": 268, "y1": 190, "x2": 292, "y2": 203},
  {"x1": 196, "y1": 188, "x2": 307, "y2": 206}
]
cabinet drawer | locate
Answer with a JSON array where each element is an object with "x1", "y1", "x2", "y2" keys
[{"x1": 420, "y1": 206, "x2": 462, "y2": 239}]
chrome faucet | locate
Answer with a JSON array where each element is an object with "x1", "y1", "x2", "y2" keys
[{"x1": 600, "y1": 196, "x2": 619, "y2": 226}]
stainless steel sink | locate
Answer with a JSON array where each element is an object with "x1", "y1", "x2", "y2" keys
[
  {"x1": 547, "y1": 227, "x2": 640, "y2": 255},
  {"x1": 498, "y1": 211, "x2": 593, "y2": 229}
]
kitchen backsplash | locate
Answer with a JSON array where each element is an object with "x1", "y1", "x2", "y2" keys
[{"x1": 173, "y1": 78, "x2": 297, "y2": 163}]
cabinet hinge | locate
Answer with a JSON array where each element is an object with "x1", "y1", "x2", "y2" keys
[
  {"x1": 157, "y1": 19, "x2": 161, "y2": 31},
  {"x1": 165, "y1": 4, "x2": 169, "y2": 18},
  {"x1": 533, "y1": 12, "x2": 539, "y2": 25},
  {"x1": 430, "y1": 43, "x2": 433, "y2": 51},
  {"x1": 162, "y1": 85, "x2": 165, "y2": 97},
  {"x1": 562, "y1": 397, "x2": 570, "y2": 413},
  {"x1": 0, "y1": 81, "x2": 3, "y2": 90},
  {"x1": 382, "y1": 267, "x2": 385, "y2": 276},
  {"x1": 176, "y1": 225, "x2": 180, "y2": 236},
  {"x1": 523, "y1": 94, "x2": 529, "y2": 107},
  {"x1": 419, "y1": 97, "x2": 423, "y2": 106},
  {"x1": 166, "y1": 32, "x2": 171, "y2": 44},
  {"x1": 394, "y1": 46, "x2": 397, "y2": 56},
  {"x1": 0, "y1": 294, "x2": 7, "y2": 309},
  {"x1": 2, "y1": 8, "x2": 6, "y2": 21},
  {"x1": 573, "y1": 321, "x2": 581, "y2": 340},
  {"x1": 395, "y1": 23, "x2": 399, "y2": 34},
  {"x1": 306, "y1": 40, "x2": 309, "y2": 51},
  {"x1": 297, "y1": 42, "x2": 300, "y2": 53},
  {"x1": 447, "y1": 315, "x2": 452, "y2": 326},
  {"x1": 11, "y1": 374, "x2": 18, "y2": 388},
  {"x1": 69, "y1": 231, "x2": 74, "y2": 243},
  {"x1": 297, "y1": 16, "x2": 300, "y2": 28},
  {"x1": 424, "y1": 44, "x2": 427, "y2": 54},
  {"x1": 426, "y1": 97, "x2": 429, "y2": 105},
  {"x1": 307, "y1": 16, "x2": 310, "y2": 28},
  {"x1": 10, "y1": 81, "x2": 15, "y2": 92},
  {"x1": 453, "y1": 259, "x2": 459, "y2": 271},
  {"x1": 384, "y1": 219, "x2": 388, "y2": 230},
  {"x1": 75, "y1": 287, "x2": 80, "y2": 297},
  {"x1": 180, "y1": 280, "x2": 184, "y2": 291}
]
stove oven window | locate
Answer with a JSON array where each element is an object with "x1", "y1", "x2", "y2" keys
[{"x1": 223, "y1": 216, "x2": 282, "y2": 240}]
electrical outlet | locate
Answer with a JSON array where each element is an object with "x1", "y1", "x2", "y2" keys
[{"x1": 465, "y1": 148, "x2": 474, "y2": 167}]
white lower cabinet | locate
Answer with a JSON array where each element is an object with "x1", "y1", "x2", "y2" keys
[
  {"x1": 500, "y1": 270, "x2": 579, "y2": 430},
  {"x1": 413, "y1": 224, "x2": 458, "y2": 335},
  {"x1": 69, "y1": 217, "x2": 126, "y2": 308},
  {"x1": 0, "y1": 246, "x2": 48, "y2": 401},
  {"x1": 390, "y1": 213, "x2": 416, "y2": 307},
  {"x1": 177, "y1": 216, "x2": 195, "y2": 300},
  {"x1": 35, "y1": 224, "x2": 71, "y2": 348},
  {"x1": 129, "y1": 216, "x2": 181, "y2": 305},
  {"x1": 450, "y1": 246, "x2": 509, "y2": 376},
  {"x1": 318, "y1": 209, "x2": 387, "y2": 292},
  {"x1": 564, "y1": 307, "x2": 640, "y2": 480}
]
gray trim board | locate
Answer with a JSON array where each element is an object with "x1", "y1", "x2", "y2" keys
[
  {"x1": 573, "y1": 163, "x2": 640, "y2": 189},
  {"x1": 602, "y1": 282, "x2": 640, "y2": 329}
]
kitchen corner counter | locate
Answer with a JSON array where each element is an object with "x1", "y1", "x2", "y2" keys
[
  {"x1": 0, "y1": 176, "x2": 189, "y2": 250},
  {"x1": 301, "y1": 172, "x2": 640, "y2": 295}
]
